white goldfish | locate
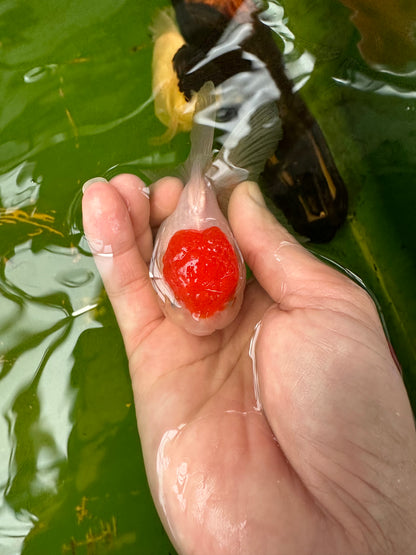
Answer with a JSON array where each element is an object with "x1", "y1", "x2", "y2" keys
[
  {"x1": 149, "y1": 55, "x2": 281, "y2": 335},
  {"x1": 149, "y1": 3, "x2": 281, "y2": 335}
]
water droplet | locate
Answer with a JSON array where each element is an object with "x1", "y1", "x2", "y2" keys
[{"x1": 23, "y1": 64, "x2": 58, "y2": 84}]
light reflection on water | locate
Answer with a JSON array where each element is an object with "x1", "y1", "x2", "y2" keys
[
  {"x1": 333, "y1": 70, "x2": 416, "y2": 99},
  {"x1": 0, "y1": 240, "x2": 103, "y2": 551}
]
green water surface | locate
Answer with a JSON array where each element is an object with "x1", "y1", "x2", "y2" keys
[{"x1": 0, "y1": 0, "x2": 415, "y2": 553}]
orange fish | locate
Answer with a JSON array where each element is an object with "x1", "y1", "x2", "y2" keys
[
  {"x1": 181, "y1": 0, "x2": 245, "y2": 18},
  {"x1": 339, "y1": 0, "x2": 416, "y2": 71}
]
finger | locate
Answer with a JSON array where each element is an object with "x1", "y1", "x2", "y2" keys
[
  {"x1": 228, "y1": 180, "x2": 327, "y2": 304},
  {"x1": 82, "y1": 179, "x2": 163, "y2": 357},
  {"x1": 228, "y1": 181, "x2": 379, "y2": 322},
  {"x1": 108, "y1": 173, "x2": 153, "y2": 263},
  {"x1": 149, "y1": 176, "x2": 183, "y2": 228}
]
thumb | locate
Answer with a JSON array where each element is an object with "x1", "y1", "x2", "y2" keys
[
  {"x1": 228, "y1": 181, "x2": 333, "y2": 306},
  {"x1": 228, "y1": 181, "x2": 379, "y2": 323},
  {"x1": 230, "y1": 183, "x2": 416, "y2": 543}
]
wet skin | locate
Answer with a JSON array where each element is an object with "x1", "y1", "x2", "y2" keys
[{"x1": 82, "y1": 174, "x2": 416, "y2": 555}]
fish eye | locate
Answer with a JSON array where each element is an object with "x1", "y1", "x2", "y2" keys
[{"x1": 216, "y1": 106, "x2": 239, "y2": 122}]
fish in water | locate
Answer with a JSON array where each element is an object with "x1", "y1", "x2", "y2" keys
[
  {"x1": 150, "y1": 72, "x2": 281, "y2": 335},
  {"x1": 150, "y1": 8, "x2": 197, "y2": 144},
  {"x1": 152, "y1": 0, "x2": 348, "y2": 242},
  {"x1": 339, "y1": 0, "x2": 416, "y2": 71}
]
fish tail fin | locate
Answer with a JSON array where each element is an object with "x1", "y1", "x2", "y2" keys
[
  {"x1": 184, "y1": 81, "x2": 217, "y2": 178},
  {"x1": 229, "y1": 99, "x2": 282, "y2": 182},
  {"x1": 207, "y1": 85, "x2": 282, "y2": 205},
  {"x1": 215, "y1": 99, "x2": 282, "y2": 213},
  {"x1": 150, "y1": 6, "x2": 177, "y2": 41}
]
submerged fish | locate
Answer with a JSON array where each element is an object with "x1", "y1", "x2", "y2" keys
[
  {"x1": 150, "y1": 74, "x2": 281, "y2": 335},
  {"x1": 339, "y1": 0, "x2": 416, "y2": 71},
  {"x1": 152, "y1": 0, "x2": 348, "y2": 242},
  {"x1": 150, "y1": 8, "x2": 197, "y2": 143}
]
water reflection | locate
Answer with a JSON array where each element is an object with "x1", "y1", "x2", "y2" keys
[
  {"x1": 258, "y1": 1, "x2": 294, "y2": 54},
  {"x1": 333, "y1": 71, "x2": 416, "y2": 99},
  {"x1": 23, "y1": 65, "x2": 58, "y2": 84},
  {"x1": 0, "y1": 237, "x2": 103, "y2": 550},
  {"x1": 0, "y1": 163, "x2": 40, "y2": 210}
]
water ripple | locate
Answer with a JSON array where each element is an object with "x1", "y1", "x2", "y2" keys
[{"x1": 23, "y1": 64, "x2": 58, "y2": 84}]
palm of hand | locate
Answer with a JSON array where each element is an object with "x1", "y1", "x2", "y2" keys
[{"x1": 82, "y1": 174, "x2": 416, "y2": 555}]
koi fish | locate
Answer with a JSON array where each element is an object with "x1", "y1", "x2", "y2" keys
[
  {"x1": 152, "y1": 0, "x2": 348, "y2": 242},
  {"x1": 149, "y1": 71, "x2": 281, "y2": 335}
]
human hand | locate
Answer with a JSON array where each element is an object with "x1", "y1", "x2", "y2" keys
[{"x1": 82, "y1": 174, "x2": 416, "y2": 555}]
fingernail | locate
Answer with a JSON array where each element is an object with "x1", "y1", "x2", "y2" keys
[
  {"x1": 82, "y1": 177, "x2": 108, "y2": 194},
  {"x1": 141, "y1": 186, "x2": 151, "y2": 199},
  {"x1": 247, "y1": 181, "x2": 266, "y2": 207}
]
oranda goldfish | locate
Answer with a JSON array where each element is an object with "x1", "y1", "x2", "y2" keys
[{"x1": 150, "y1": 56, "x2": 281, "y2": 334}]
